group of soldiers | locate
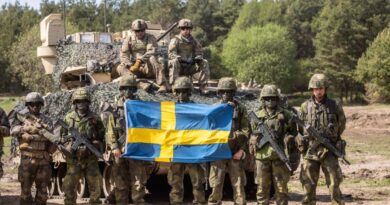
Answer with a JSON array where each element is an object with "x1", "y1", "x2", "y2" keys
[
  {"x1": 0, "y1": 16, "x2": 347, "y2": 205},
  {"x1": 117, "y1": 18, "x2": 210, "y2": 94}
]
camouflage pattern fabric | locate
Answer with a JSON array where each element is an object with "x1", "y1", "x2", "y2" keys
[
  {"x1": 18, "y1": 156, "x2": 52, "y2": 205},
  {"x1": 60, "y1": 110, "x2": 105, "y2": 205},
  {"x1": 299, "y1": 96, "x2": 346, "y2": 205},
  {"x1": 208, "y1": 101, "x2": 249, "y2": 205},
  {"x1": 253, "y1": 107, "x2": 297, "y2": 205},
  {"x1": 119, "y1": 33, "x2": 168, "y2": 86},
  {"x1": 168, "y1": 163, "x2": 206, "y2": 205},
  {"x1": 10, "y1": 111, "x2": 53, "y2": 205},
  {"x1": 105, "y1": 99, "x2": 148, "y2": 205},
  {"x1": 168, "y1": 34, "x2": 210, "y2": 85}
]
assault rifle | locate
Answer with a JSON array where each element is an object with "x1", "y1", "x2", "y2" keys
[
  {"x1": 291, "y1": 114, "x2": 350, "y2": 165},
  {"x1": 56, "y1": 119, "x2": 110, "y2": 165},
  {"x1": 15, "y1": 112, "x2": 74, "y2": 159},
  {"x1": 248, "y1": 111, "x2": 292, "y2": 172},
  {"x1": 156, "y1": 22, "x2": 178, "y2": 42}
]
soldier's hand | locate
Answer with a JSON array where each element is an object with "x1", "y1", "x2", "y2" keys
[
  {"x1": 227, "y1": 101, "x2": 237, "y2": 108},
  {"x1": 233, "y1": 149, "x2": 246, "y2": 160},
  {"x1": 112, "y1": 148, "x2": 122, "y2": 158},
  {"x1": 22, "y1": 125, "x2": 40, "y2": 134},
  {"x1": 21, "y1": 133, "x2": 35, "y2": 141}
]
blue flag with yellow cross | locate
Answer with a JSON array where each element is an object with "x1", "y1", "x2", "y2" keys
[{"x1": 122, "y1": 100, "x2": 233, "y2": 163}]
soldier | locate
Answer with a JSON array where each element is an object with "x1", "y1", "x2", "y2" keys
[
  {"x1": 168, "y1": 76, "x2": 206, "y2": 205},
  {"x1": 298, "y1": 74, "x2": 346, "y2": 205},
  {"x1": 10, "y1": 92, "x2": 56, "y2": 205},
  {"x1": 0, "y1": 106, "x2": 10, "y2": 197},
  {"x1": 106, "y1": 74, "x2": 148, "y2": 205},
  {"x1": 251, "y1": 85, "x2": 297, "y2": 205},
  {"x1": 118, "y1": 19, "x2": 169, "y2": 92},
  {"x1": 208, "y1": 77, "x2": 249, "y2": 205},
  {"x1": 60, "y1": 88, "x2": 105, "y2": 205},
  {"x1": 168, "y1": 19, "x2": 210, "y2": 94}
]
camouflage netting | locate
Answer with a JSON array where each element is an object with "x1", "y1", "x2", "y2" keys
[
  {"x1": 20, "y1": 41, "x2": 262, "y2": 121},
  {"x1": 53, "y1": 40, "x2": 122, "y2": 88}
]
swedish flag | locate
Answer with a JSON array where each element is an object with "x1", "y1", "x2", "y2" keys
[{"x1": 122, "y1": 100, "x2": 233, "y2": 163}]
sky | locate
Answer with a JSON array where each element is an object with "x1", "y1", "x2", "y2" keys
[{"x1": 1, "y1": 0, "x2": 103, "y2": 10}]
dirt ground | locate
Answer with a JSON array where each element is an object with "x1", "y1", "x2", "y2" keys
[{"x1": 1, "y1": 105, "x2": 390, "y2": 204}]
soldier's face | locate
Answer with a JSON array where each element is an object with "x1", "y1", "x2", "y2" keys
[
  {"x1": 180, "y1": 27, "x2": 192, "y2": 37},
  {"x1": 74, "y1": 100, "x2": 89, "y2": 115},
  {"x1": 263, "y1": 97, "x2": 278, "y2": 109},
  {"x1": 175, "y1": 89, "x2": 191, "y2": 103},
  {"x1": 313, "y1": 87, "x2": 326, "y2": 101},
  {"x1": 120, "y1": 86, "x2": 137, "y2": 100},
  {"x1": 27, "y1": 102, "x2": 42, "y2": 115},
  {"x1": 219, "y1": 90, "x2": 234, "y2": 103},
  {"x1": 135, "y1": 30, "x2": 145, "y2": 39}
]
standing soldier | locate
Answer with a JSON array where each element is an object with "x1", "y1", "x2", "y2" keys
[
  {"x1": 168, "y1": 76, "x2": 206, "y2": 205},
  {"x1": 0, "y1": 106, "x2": 10, "y2": 197},
  {"x1": 61, "y1": 88, "x2": 105, "y2": 205},
  {"x1": 106, "y1": 74, "x2": 148, "y2": 205},
  {"x1": 299, "y1": 74, "x2": 346, "y2": 205},
  {"x1": 208, "y1": 77, "x2": 249, "y2": 205},
  {"x1": 118, "y1": 19, "x2": 169, "y2": 92},
  {"x1": 251, "y1": 85, "x2": 297, "y2": 205},
  {"x1": 168, "y1": 19, "x2": 210, "y2": 94},
  {"x1": 10, "y1": 92, "x2": 56, "y2": 205}
]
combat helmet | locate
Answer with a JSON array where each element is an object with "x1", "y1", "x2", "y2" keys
[
  {"x1": 178, "y1": 19, "x2": 193, "y2": 29},
  {"x1": 217, "y1": 77, "x2": 237, "y2": 91},
  {"x1": 131, "y1": 19, "x2": 147, "y2": 31},
  {"x1": 308, "y1": 73, "x2": 328, "y2": 90},
  {"x1": 173, "y1": 76, "x2": 192, "y2": 91},
  {"x1": 25, "y1": 92, "x2": 44, "y2": 105},
  {"x1": 260, "y1": 84, "x2": 279, "y2": 99},
  {"x1": 72, "y1": 88, "x2": 90, "y2": 103},
  {"x1": 119, "y1": 74, "x2": 137, "y2": 88}
]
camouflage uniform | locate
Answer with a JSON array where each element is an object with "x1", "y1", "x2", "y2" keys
[
  {"x1": 299, "y1": 74, "x2": 346, "y2": 205},
  {"x1": 168, "y1": 76, "x2": 206, "y2": 204},
  {"x1": 0, "y1": 107, "x2": 10, "y2": 195},
  {"x1": 10, "y1": 92, "x2": 56, "y2": 205},
  {"x1": 168, "y1": 19, "x2": 210, "y2": 90},
  {"x1": 106, "y1": 98, "x2": 148, "y2": 205},
  {"x1": 118, "y1": 19, "x2": 168, "y2": 90},
  {"x1": 252, "y1": 85, "x2": 297, "y2": 205},
  {"x1": 61, "y1": 89, "x2": 105, "y2": 205},
  {"x1": 208, "y1": 78, "x2": 249, "y2": 205}
]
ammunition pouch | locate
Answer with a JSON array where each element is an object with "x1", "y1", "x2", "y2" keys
[
  {"x1": 249, "y1": 135, "x2": 258, "y2": 155},
  {"x1": 20, "y1": 150, "x2": 50, "y2": 160},
  {"x1": 296, "y1": 135, "x2": 308, "y2": 154},
  {"x1": 336, "y1": 139, "x2": 346, "y2": 156}
]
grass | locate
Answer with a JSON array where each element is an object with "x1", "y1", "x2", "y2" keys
[
  {"x1": 346, "y1": 134, "x2": 390, "y2": 159},
  {"x1": 0, "y1": 96, "x2": 21, "y2": 113}
]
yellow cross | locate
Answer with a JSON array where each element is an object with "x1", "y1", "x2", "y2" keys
[{"x1": 127, "y1": 101, "x2": 230, "y2": 162}]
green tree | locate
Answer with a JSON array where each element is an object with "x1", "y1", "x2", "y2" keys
[
  {"x1": 356, "y1": 28, "x2": 390, "y2": 103},
  {"x1": 8, "y1": 25, "x2": 54, "y2": 93},
  {"x1": 221, "y1": 23, "x2": 297, "y2": 91},
  {"x1": 313, "y1": 0, "x2": 390, "y2": 101},
  {"x1": 285, "y1": 0, "x2": 324, "y2": 59}
]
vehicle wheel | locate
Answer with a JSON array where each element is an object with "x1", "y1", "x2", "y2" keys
[
  {"x1": 56, "y1": 165, "x2": 67, "y2": 196},
  {"x1": 47, "y1": 176, "x2": 56, "y2": 197},
  {"x1": 102, "y1": 165, "x2": 114, "y2": 197}
]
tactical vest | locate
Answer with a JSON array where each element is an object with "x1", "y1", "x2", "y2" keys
[
  {"x1": 19, "y1": 115, "x2": 51, "y2": 159},
  {"x1": 129, "y1": 35, "x2": 149, "y2": 59},
  {"x1": 113, "y1": 105, "x2": 126, "y2": 148},
  {"x1": 306, "y1": 98, "x2": 339, "y2": 141},
  {"x1": 175, "y1": 35, "x2": 196, "y2": 59}
]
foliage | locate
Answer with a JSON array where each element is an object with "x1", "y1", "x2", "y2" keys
[
  {"x1": 221, "y1": 23, "x2": 297, "y2": 91},
  {"x1": 8, "y1": 25, "x2": 54, "y2": 93},
  {"x1": 356, "y1": 28, "x2": 390, "y2": 103},
  {"x1": 313, "y1": 0, "x2": 390, "y2": 101}
]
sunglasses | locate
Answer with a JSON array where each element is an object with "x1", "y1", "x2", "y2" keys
[
  {"x1": 180, "y1": 27, "x2": 192, "y2": 30},
  {"x1": 27, "y1": 102, "x2": 42, "y2": 107},
  {"x1": 134, "y1": 30, "x2": 145, "y2": 33}
]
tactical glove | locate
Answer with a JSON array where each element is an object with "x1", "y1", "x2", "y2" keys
[{"x1": 130, "y1": 59, "x2": 142, "y2": 72}]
